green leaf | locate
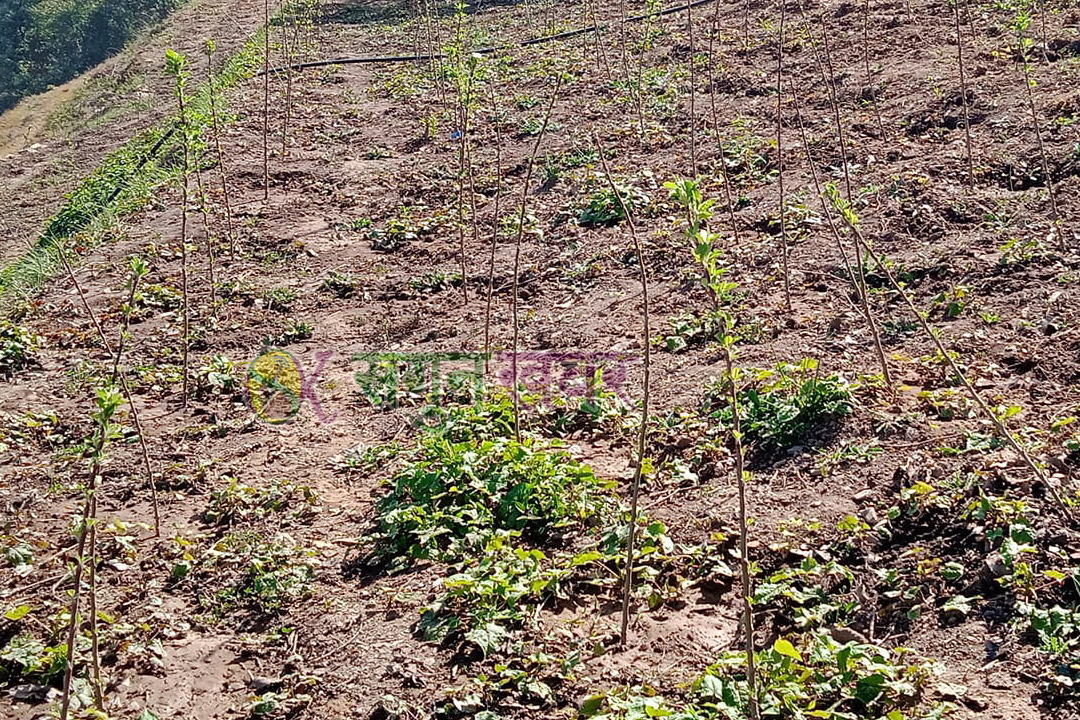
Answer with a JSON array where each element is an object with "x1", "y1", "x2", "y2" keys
[
  {"x1": 773, "y1": 637, "x2": 802, "y2": 661},
  {"x1": 699, "y1": 673, "x2": 725, "y2": 700},
  {"x1": 580, "y1": 694, "x2": 606, "y2": 717},
  {"x1": 4, "y1": 605, "x2": 31, "y2": 621},
  {"x1": 465, "y1": 621, "x2": 507, "y2": 657}
]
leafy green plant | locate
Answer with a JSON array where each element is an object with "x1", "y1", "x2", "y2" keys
[
  {"x1": 370, "y1": 432, "x2": 614, "y2": 565},
  {"x1": 930, "y1": 285, "x2": 971, "y2": 319},
  {"x1": 409, "y1": 270, "x2": 462, "y2": 293},
  {"x1": 694, "y1": 633, "x2": 944, "y2": 719},
  {"x1": 578, "y1": 179, "x2": 650, "y2": 227},
  {"x1": 332, "y1": 441, "x2": 402, "y2": 476},
  {"x1": 586, "y1": 633, "x2": 946, "y2": 720},
  {"x1": 0, "y1": 319, "x2": 40, "y2": 377},
  {"x1": 203, "y1": 477, "x2": 318, "y2": 526},
  {"x1": 193, "y1": 354, "x2": 237, "y2": 397},
  {"x1": 319, "y1": 271, "x2": 360, "y2": 299},
  {"x1": 418, "y1": 532, "x2": 571, "y2": 656},
  {"x1": 264, "y1": 286, "x2": 298, "y2": 312},
  {"x1": 0, "y1": 633, "x2": 67, "y2": 684},
  {"x1": 703, "y1": 358, "x2": 854, "y2": 452},
  {"x1": 182, "y1": 531, "x2": 317, "y2": 616},
  {"x1": 662, "y1": 178, "x2": 740, "y2": 350},
  {"x1": 264, "y1": 319, "x2": 313, "y2": 346}
]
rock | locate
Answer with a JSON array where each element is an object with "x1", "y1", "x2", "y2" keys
[
  {"x1": 8, "y1": 684, "x2": 49, "y2": 702},
  {"x1": 962, "y1": 695, "x2": 990, "y2": 712},
  {"x1": 860, "y1": 507, "x2": 879, "y2": 525},
  {"x1": 984, "y1": 553, "x2": 1009, "y2": 579},
  {"x1": 828, "y1": 626, "x2": 869, "y2": 644},
  {"x1": 986, "y1": 672, "x2": 1015, "y2": 690},
  {"x1": 249, "y1": 676, "x2": 279, "y2": 692},
  {"x1": 853, "y1": 488, "x2": 874, "y2": 502}
]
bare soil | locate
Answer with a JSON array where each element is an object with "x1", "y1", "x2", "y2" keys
[{"x1": 2, "y1": 0, "x2": 1080, "y2": 718}]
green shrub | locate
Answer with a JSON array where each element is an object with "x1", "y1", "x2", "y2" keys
[
  {"x1": 373, "y1": 434, "x2": 614, "y2": 564},
  {"x1": 0, "y1": 319, "x2": 39, "y2": 377},
  {"x1": 704, "y1": 358, "x2": 854, "y2": 451}
]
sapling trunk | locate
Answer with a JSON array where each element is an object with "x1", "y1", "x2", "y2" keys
[
  {"x1": 282, "y1": 6, "x2": 294, "y2": 162},
  {"x1": 59, "y1": 477, "x2": 93, "y2": 720},
  {"x1": 60, "y1": 390, "x2": 120, "y2": 720},
  {"x1": 453, "y1": 37, "x2": 478, "y2": 303},
  {"x1": 484, "y1": 80, "x2": 504, "y2": 368},
  {"x1": 263, "y1": 0, "x2": 271, "y2": 201},
  {"x1": 953, "y1": 0, "x2": 975, "y2": 185},
  {"x1": 593, "y1": 131, "x2": 650, "y2": 649},
  {"x1": 775, "y1": 0, "x2": 791, "y2": 312},
  {"x1": 790, "y1": 84, "x2": 892, "y2": 388},
  {"x1": 87, "y1": 493, "x2": 103, "y2": 712},
  {"x1": 40, "y1": 239, "x2": 161, "y2": 534},
  {"x1": 584, "y1": 0, "x2": 613, "y2": 82},
  {"x1": 743, "y1": 0, "x2": 750, "y2": 52},
  {"x1": 707, "y1": 1, "x2": 743, "y2": 246},
  {"x1": 862, "y1": 0, "x2": 886, "y2": 139},
  {"x1": 686, "y1": 0, "x2": 698, "y2": 177},
  {"x1": 108, "y1": 259, "x2": 162, "y2": 535},
  {"x1": 193, "y1": 161, "x2": 217, "y2": 309},
  {"x1": 723, "y1": 341, "x2": 758, "y2": 720},
  {"x1": 179, "y1": 102, "x2": 191, "y2": 408},
  {"x1": 833, "y1": 208, "x2": 1073, "y2": 520},
  {"x1": 511, "y1": 75, "x2": 562, "y2": 442},
  {"x1": 1015, "y1": 8, "x2": 1063, "y2": 250},
  {"x1": 205, "y1": 40, "x2": 236, "y2": 255},
  {"x1": 167, "y1": 50, "x2": 192, "y2": 408},
  {"x1": 799, "y1": 10, "x2": 893, "y2": 392},
  {"x1": 816, "y1": 12, "x2": 853, "y2": 204}
]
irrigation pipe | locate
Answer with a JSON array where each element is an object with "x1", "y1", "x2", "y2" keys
[
  {"x1": 28, "y1": 0, "x2": 720, "y2": 259},
  {"x1": 257, "y1": 0, "x2": 721, "y2": 76}
]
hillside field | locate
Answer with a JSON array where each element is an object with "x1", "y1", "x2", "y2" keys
[{"x1": 1, "y1": 0, "x2": 1080, "y2": 719}]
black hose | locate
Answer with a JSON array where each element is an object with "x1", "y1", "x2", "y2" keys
[
  {"x1": 258, "y1": 0, "x2": 718, "y2": 76},
  {"x1": 105, "y1": 122, "x2": 179, "y2": 206}
]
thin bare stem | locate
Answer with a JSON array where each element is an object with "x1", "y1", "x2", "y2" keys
[
  {"x1": 87, "y1": 495, "x2": 103, "y2": 712},
  {"x1": 59, "y1": 488, "x2": 92, "y2": 720},
  {"x1": 263, "y1": 0, "x2": 271, "y2": 201},
  {"x1": 953, "y1": 0, "x2": 975, "y2": 185},
  {"x1": 205, "y1": 42, "x2": 237, "y2": 254},
  {"x1": 792, "y1": 86, "x2": 892, "y2": 388},
  {"x1": 775, "y1": 0, "x2": 791, "y2": 312},
  {"x1": 687, "y1": 0, "x2": 698, "y2": 177},
  {"x1": 838, "y1": 216, "x2": 1073, "y2": 520},
  {"x1": 593, "y1": 131, "x2": 650, "y2": 650},
  {"x1": 863, "y1": 0, "x2": 886, "y2": 139},
  {"x1": 724, "y1": 344, "x2": 758, "y2": 720},
  {"x1": 1017, "y1": 22, "x2": 1063, "y2": 250},
  {"x1": 38, "y1": 240, "x2": 161, "y2": 535},
  {"x1": 178, "y1": 98, "x2": 191, "y2": 409},
  {"x1": 706, "y1": 8, "x2": 743, "y2": 247},
  {"x1": 484, "y1": 80, "x2": 504, "y2": 368},
  {"x1": 511, "y1": 75, "x2": 562, "y2": 443}
]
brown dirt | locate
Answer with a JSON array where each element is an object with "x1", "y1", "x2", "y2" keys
[{"x1": 3, "y1": 0, "x2": 1080, "y2": 718}]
